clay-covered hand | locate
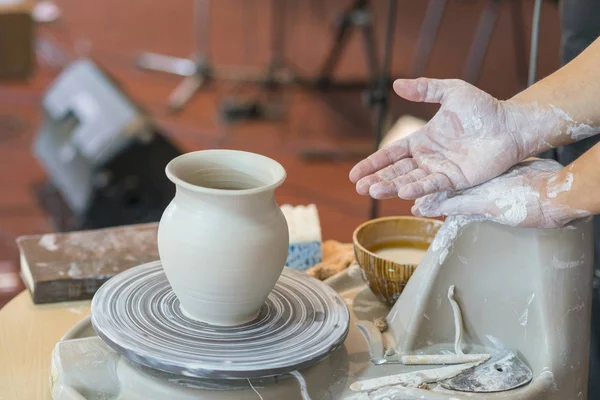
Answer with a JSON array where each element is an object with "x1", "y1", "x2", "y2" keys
[
  {"x1": 349, "y1": 78, "x2": 554, "y2": 200},
  {"x1": 411, "y1": 159, "x2": 589, "y2": 228}
]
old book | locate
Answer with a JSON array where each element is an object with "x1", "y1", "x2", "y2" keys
[
  {"x1": 16, "y1": 223, "x2": 159, "y2": 304},
  {"x1": 0, "y1": 0, "x2": 34, "y2": 79}
]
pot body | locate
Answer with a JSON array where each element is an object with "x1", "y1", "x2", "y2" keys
[{"x1": 157, "y1": 150, "x2": 289, "y2": 326}]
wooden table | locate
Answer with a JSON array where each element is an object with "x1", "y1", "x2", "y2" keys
[{"x1": 0, "y1": 290, "x2": 91, "y2": 400}]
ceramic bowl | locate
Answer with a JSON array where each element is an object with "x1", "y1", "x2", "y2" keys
[{"x1": 352, "y1": 216, "x2": 442, "y2": 306}]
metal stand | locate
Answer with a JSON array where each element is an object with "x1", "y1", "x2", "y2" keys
[
  {"x1": 136, "y1": 0, "x2": 301, "y2": 118},
  {"x1": 369, "y1": 0, "x2": 397, "y2": 220},
  {"x1": 135, "y1": 0, "x2": 212, "y2": 114},
  {"x1": 410, "y1": 0, "x2": 448, "y2": 78},
  {"x1": 302, "y1": 0, "x2": 398, "y2": 219},
  {"x1": 218, "y1": 0, "x2": 297, "y2": 123},
  {"x1": 410, "y1": 0, "x2": 528, "y2": 89},
  {"x1": 462, "y1": 0, "x2": 528, "y2": 89},
  {"x1": 314, "y1": 0, "x2": 380, "y2": 90},
  {"x1": 300, "y1": 0, "x2": 395, "y2": 163}
]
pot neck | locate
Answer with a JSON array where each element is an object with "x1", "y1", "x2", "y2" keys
[{"x1": 174, "y1": 185, "x2": 277, "y2": 213}]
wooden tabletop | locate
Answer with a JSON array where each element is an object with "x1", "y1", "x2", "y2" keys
[{"x1": 0, "y1": 290, "x2": 91, "y2": 400}]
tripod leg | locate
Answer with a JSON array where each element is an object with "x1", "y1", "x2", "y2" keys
[
  {"x1": 510, "y1": 0, "x2": 528, "y2": 90},
  {"x1": 410, "y1": 0, "x2": 448, "y2": 78},
  {"x1": 370, "y1": 0, "x2": 398, "y2": 220},
  {"x1": 360, "y1": 2, "x2": 380, "y2": 83},
  {"x1": 528, "y1": 0, "x2": 543, "y2": 86},
  {"x1": 167, "y1": 74, "x2": 207, "y2": 113},
  {"x1": 136, "y1": 53, "x2": 198, "y2": 77},
  {"x1": 270, "y1": 0, "x2": 286, "y2": 73},
  {"x1": 193, "y1": 0, "x2": 211, "y2": 59},
  {"x1": 218, "y1": 0, "x2": 289, "y2": 123},
  {"x1": 263, "y1": 0, "x2": 288, "y2": 91},
  {"x1": 462, "y1": 0, "x2": 501, "y2": 84},
  {"x1": 315, "y1": 0, "x2": 366, "y2": 87}
]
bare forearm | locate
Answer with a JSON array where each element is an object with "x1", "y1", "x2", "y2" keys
[
  {"x1": 507, "y1": 37, "x2": 600, "y2": 156},
  {"x1": 513, "y1": 36, "x2": 600, "y2": 126},
  {"x1": 545, "y1": 142, "x2": 600, "y2": 223}
]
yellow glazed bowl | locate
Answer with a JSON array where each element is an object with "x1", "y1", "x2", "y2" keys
[{"x1": 352, "y1": 216, "x2": 442, "y2": 306}]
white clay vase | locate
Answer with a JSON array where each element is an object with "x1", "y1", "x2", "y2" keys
[{"x1": 157, "y1": 149, "x2": 289, "y2": 326}]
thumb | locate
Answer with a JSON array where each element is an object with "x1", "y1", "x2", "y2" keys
[
  {"x1": 413, "y1": 192, "x2": 493, "y2": 218},
  {"x1": 393, "y1": 78, "x2": 456, "y2": 104}
]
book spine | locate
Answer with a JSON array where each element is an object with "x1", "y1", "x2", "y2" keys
[{"x1": 33, "y1": 277, "x2": 111, "y2": 304}]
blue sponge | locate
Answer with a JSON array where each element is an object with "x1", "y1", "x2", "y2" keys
[{"x1": 280, "y1": 204, "x2": 322, "y2": 271}]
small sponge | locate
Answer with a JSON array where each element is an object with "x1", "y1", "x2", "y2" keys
[{"x1": 280, "y1": 204, "x2": 323, "y2": 271}]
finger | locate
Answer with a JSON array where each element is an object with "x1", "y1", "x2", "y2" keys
[
  {"x1": 349, "y1": 141, "x2": 411, "y2": 183},
  {"x1": 413, "y1": 193, "x2": 493, "y2": 218},
  {"x1": 397, "y1": 173, "x2": 454, "y2": 200},
  {"x1": 393, "y1": 78, "x2": 461, "y2": 104},
  {"x1": 367, "y1": 164, "x2": 426, "y2": 199},
  {"x1": 355, "y1": 175, "x2": 382, "y2": 196},
  {"x1": 368, "y1": 181, "x2": 399, "y2": 200},
  {"x1": 411, "y1": 192, "x2": 450, "y2": 217},
  {"x1": 370, "y1": 168, "x2": 428, "y2": 197},
  {"x1": 356, "y1": 159, "x2": 418, "y2": 196},
  {"x1": 375, "y1": 158, "x2": 418, "y2": 181}
]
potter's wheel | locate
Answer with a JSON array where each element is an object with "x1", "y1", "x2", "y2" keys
[{"x1": 91, "y1": 261, "x2": 350, "y2": 379}]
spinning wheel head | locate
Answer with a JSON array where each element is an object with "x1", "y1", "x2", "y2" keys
[{"x1": 91, "y1": 261, "x2": 350, "y2": 379}]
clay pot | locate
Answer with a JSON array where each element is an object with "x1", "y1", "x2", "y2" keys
[{"x1": 157, "y1": 150, "x2": 289, "y2": 326}]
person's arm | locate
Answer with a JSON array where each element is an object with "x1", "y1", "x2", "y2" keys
[
  {"x1": 349, "y1": 37, "x2": 600, "y2": 201},
  {"x1": 508, "y1": 35, "x2": 600, "y2": 151}
]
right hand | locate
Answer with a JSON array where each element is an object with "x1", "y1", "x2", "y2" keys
[{"x1": 349, "y1": 78, "x2": 550, "y2": 200}]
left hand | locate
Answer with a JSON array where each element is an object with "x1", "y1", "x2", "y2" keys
[{"x1": 412, "y1": 159, "x2": 587, "y2": 228}]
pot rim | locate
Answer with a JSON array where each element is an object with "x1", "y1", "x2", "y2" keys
[{"x1": 165, "y1": 149, "x2": 287, "y2": 196}]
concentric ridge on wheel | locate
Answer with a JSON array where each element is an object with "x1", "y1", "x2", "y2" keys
[{"x1": 91, "y1": 261, "x2": 350, "y2": 379}]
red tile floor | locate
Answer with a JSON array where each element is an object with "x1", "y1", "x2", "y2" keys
[{"x1": 0, "y1": 0, "x2": 562, "y2": 308}]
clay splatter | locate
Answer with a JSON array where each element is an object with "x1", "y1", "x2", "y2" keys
[
  {"x1": 67, "y1": 263, "x2": 82, "y2": 277},
  {"x1": 550, "y1": 105, "x2": 598, "y2": 141},
  {"x1": 546, "y1": 173, "x2": 573, "y2": 199},
  {"x1": 553, "y1": 254, "x2": 582, "y2": 269},
  {"x1": 431, "y1": 215, "x2": 475, "y2": 264},
  {"x1": 519, "y1": 294, "x2": 536, "y2": 327},
  {"x1": 38, "y1": 234, "x2": 58, "y2": 251}
]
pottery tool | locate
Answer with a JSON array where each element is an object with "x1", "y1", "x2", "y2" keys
[
  {"x1": 349, "y1": 361, "x2": 485, "y2": 392},
  {"x1": 440, "y1": 351, "x2": 534, "y2": 392},
  {"x1": 91, "y1": 261, "x2": 350, "y2": 379}
]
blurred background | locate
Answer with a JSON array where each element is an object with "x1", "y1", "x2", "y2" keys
[{"x1": 0, "y1": 0, "x2": 564, "y2": 307}]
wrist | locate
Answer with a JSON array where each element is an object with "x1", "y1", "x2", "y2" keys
[
  {"x1": 501, "y1": 98, "x2": 571, "y2": 160},
  {"x1": 540, "y1": 169, "x2": 590, "y2": 227},
  {"x1": 499, "y1": 99, "x2": 546, "y2": 161}
]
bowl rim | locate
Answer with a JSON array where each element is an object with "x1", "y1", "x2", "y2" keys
[{"x1": 352, "y1": 216, "x2": 443, "y2": 264}]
